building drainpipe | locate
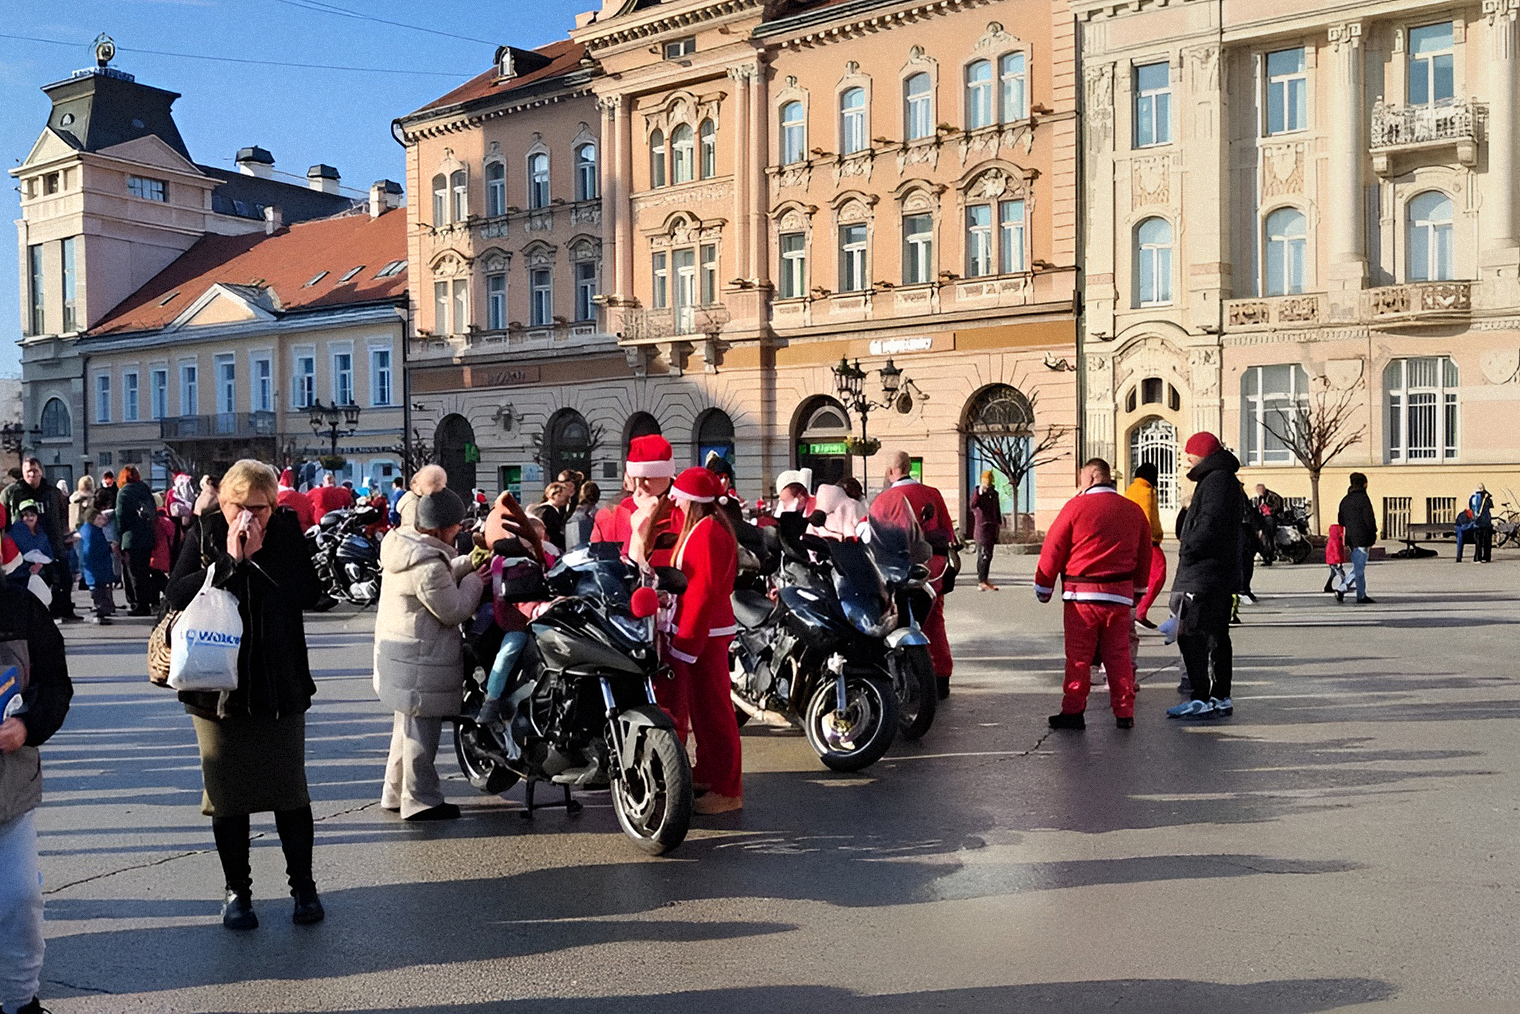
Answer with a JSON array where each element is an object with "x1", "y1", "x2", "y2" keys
[
  {"x1": 80, "y1": 351, "x2": 89, "y2": 477},
  {"x1": 1072, "y1": 12, "x2": 1088, "y2": 468},
  {"x1": 390, "y1": 118, "x2": 415, "y2": 481}
]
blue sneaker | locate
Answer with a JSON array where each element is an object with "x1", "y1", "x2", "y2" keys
[
  {"x1": 1166, "y1": 699, "x2": 1216, "y2": 720},
  {"x1": 1158, "y1": 615, "x2": 1178, "y2": 644},
  {"x1": 1212, "y1": 697, "x2": 1233, "y2": 717}
]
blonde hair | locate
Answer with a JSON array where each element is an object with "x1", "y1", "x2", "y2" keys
[
  {"x1": 220, "y1": 460, "x2": 279, "y2": 504},
  {"x1": 77, "y1": 475, "x2": 95, "y2": 493}
]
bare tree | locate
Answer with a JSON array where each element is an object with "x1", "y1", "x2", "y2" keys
[
  {"x1": 1261, "y1": 377, "x2": 1366, "y2": 534},
  {"x1": 958, "y1": 389, "x2": 1070, "y2": 536},
  {"x1": 393, "y1": 427, "x2": 436, "y2": 478}
]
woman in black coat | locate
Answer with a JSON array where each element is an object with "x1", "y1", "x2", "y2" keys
[{"x1": 166, "y1": 459, "x2": 323, "y2": 931}]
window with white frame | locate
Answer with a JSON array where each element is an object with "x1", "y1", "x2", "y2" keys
[
  {"x1": 650, "y1": 130, "x2": 667, "y2": 188},
  {"x1": 905, "y1": 73, "x2": 933, "y2": 140},
  {"x1": 575, "y1": 259, "x2": 598, "y2": 322},
  {"x1": 1135, "y1": 217, "x2": 1174, "y2": 306},
  {"x1": 965, "y1": 60, "x2": 994, "y2": 129},
  {"x1": 1000, "y1": 52, "x2": 1027, "y2": 121},
  {"x1": 1000, "y1": 199, "x2": 1026, "y2": 274},
  {"x1": 903, "y1": 213, "x2": 934, "y2": 285},
  {"x1": 1265, "y1": 48, "x2": 1307, "y2": 135},
  {"x1": 370, "y1": 347, "x2": 392, "y2": 406},
  {"x1": 487, "y1": 272, "x2": 507, "y2": 329},
  {"x1": 575, "y1": 144, "x2": 597, "y2": 200},
  {"x1": 531, "y1": 268, "x2": 553, "y2": 326},
  {"x1": 432, "y1": 174, "x2": 447, "y2": 225},
  {"x1": 840, "y1": 88, "x2": 867, "y2": 154},
  {"x1": 1239, "y1": 364, "x2": 1310, "y2": 465},
  {"x1": 1386, "y1": 356, "x2": 1458, "y2": 461},
  {"x1": 840, "y1": 223, "x2": 869, "y2": 291},
  {"x1": 700, "y1": 244, "x2": 718, "y2": 307},
  {"x1": 123, "y1": 371, "x2": 139, "y2": 422},
  {"x1": 528, "y1": 153, "x2": 549, "y2": 208},
  {"x1": 26, "y1": 245, "x2": 42, "y2": 336},
  {"x1": 652, "y1": 253, "x2": 669, "y2": 308},
  {"x1": 1264, "y1": 207, "x2": 1307, "y2": 295},
  {"x1": 781, "y1": 102, "x2": 806, "y2": 163},
  {"x1": 699, "y1": 120, "x2": 716, "y2": 179},
  {"x1": 434, "y1": 280, "x2": 449, "y2": 334},
  {"x1": 61, "y1": 237, "x2": 77, "y2": 332},
  {"x1": 485, "y1": 162, "x2": 506, "y2": 216},
  {"x1": 1409, "y1": 22, "x2": 1455, "y2": 106},
  {"x1": 965, "y1": 205, "x2": 994, "y2": 277},
  {"x1": 452, "y1": 278, "x2": 468, "y2": 332},
  {"x1": 95, "y1": 373, "x2": 110, "y2": 424},
  {"x1": 1134, "y1": 61, "x2": 1171, "y2": 147},
  {"x1": 252, "y1": 356, "x2": 272, "y2": 413},
  {"x1": 450, "y1": 169, "x2": 468, "y2": 221},
  {"x1": 293, "y1": 350, "x2": 315, "y2": 409},
  {"x1": 672, "y1": 124, "x2": 695, "y2": 184},
  {"x1": 1407, "y1": 191, "x2": 1454, "y2": 281},
  {"x1": 332, "y1": 349, "x2": 354, "y2": 406},
  {"x1": 779, "y1": 232, "x2": 806, "y2": 298},
  {"x1": 150, "y1": 368, "x2": 168, "y2": 420},
  {"x1": 673, "y1": 248, "x2": 697, "y2": 334},
  {"x1": 179, "y1": 361, "x2": 198, "y2": 416},
  {"x1": 215, "y1": 354, "x2": 236, "y2": 415}
]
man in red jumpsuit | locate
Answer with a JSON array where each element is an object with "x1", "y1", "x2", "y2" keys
[
  {"x1": 868, "y1": 451, "x2": 956, "y2": 699},
  {"x1": 1035, "y1": 457, "x2": 1153, "y2": 731},
  {"x1": 591, "y1": 434, "x2": 684, "y2": 567}
]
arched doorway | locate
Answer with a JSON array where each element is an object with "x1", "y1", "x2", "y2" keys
[
  {"x1": 546, "y1": 408, "x2": 593, "y2": 483},
  {"x1": 623, "y1": 412, "x2": 661, "y2": 455},
  {"x1": 1128, "y1": 417, "x2": 1178, "y2": 511},
  {"x1": 694, "y1": 408, "x2": 734, "y2": 466},
  {"x1": 435, "y1": 414, "x2": 476, "y2": 496},
  {"x1": 963, "y1": 385, "x2": 1037, "y2": 538},
  {"x1": 793, "y1": 396, "x2": 852, "y2": 488}
]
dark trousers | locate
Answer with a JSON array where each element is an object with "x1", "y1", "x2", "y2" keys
[
  {"x1": 1177, "y1": 590, "x2": 1234, "y2": 702},
  {"x1": 210, "y1": 805, "x2": 315, "y2": 896},
  {"x1": 124, "y1": 546, "x2": 155, "y2": 613},
  {"x1": 1476, "y1": 526, "x2": 1493, "y2": 563},
  {"x1": 46, "y1": 560, "x2": 76, "y2": 618},
  {"x1": 976, "y1": 540, "x2": 995, "y2": 583},
  {"x1": 1239, "y1": 538, "x2": 1256, "y2": 595}
]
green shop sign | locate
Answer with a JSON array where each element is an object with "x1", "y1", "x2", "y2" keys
[{"x1": 800, "y1": 441, "x2": 850, "y2": 456}]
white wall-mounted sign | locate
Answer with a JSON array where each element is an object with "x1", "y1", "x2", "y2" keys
[{"x1": 869, "y1": 337, "x2": 933, "y2": 356}]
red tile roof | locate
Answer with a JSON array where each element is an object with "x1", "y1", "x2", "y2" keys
[
  {"x1": 90, "y1": 208, "x2": 407, "y2": 337},
  {"x1": 410, "y1": 39, "x2": 587, "y2": 118}
]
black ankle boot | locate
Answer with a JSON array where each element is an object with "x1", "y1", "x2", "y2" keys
[
  {"x1": 1048, "y1": 711, "x2": 1085, "y2": 730},
  {"x1": 221, "y1": 889, "x2": 257, "y2": 931},
  {"x1": 291, "y1": 883, "x2": 324, "y2": 925},
  {"x1": 936, "y1": 676, "x2": 950, "y2": 700}
]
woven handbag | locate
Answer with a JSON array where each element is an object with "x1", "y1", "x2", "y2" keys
[{"x1": 146, "y1": 609, "x2": 179, "y2": 687}]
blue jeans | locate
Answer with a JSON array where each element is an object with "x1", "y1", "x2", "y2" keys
[
  {"x1": 485, "y1": 630, "x2": 529, "y2": 701},
  {"x1": 1351, "y1": 546, "x2": 1369, "y2": 600},
  {"x1": 0, "y1": 810, "x2": 43, "y2": 1012}
]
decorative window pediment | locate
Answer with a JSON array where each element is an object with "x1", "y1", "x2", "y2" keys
[
  {"x1": 429, "y1": 250, "x2": 471, "y2": 277},
  {"x1": 523, "y1": 241, "x2": 557, "y2": 268},
  {"x1": 644, "y1": 89, "x2": 723, "y2": 136}
]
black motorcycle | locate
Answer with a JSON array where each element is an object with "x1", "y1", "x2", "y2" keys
[
  {"x1": 729, "y1": 513, "x2": 903, "y2": 772},
  {"x1": 453, "y1": 544, "x2": 693, "y2": 856},
  {"x1": 306, "y1": 505, "x2": 383, "y2": 607}
]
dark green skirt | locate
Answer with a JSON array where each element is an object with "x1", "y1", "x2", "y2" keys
[{"x1": 191, "y1": 712, "x2": 310, "y2": 817}]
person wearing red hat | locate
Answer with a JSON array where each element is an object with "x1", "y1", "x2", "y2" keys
[
  {"x1": 1166, "y1": 431, "x2": 1247, "y2": 721},
  {"x1": 592, "y1": 433, "x2": 684, "y2": 568},
  {"x1": 277, "y1": 469, "x2": 315, "y2": 531},
  {"x1": 663, "y1": 466, "x2": 742, "y2": 814}
]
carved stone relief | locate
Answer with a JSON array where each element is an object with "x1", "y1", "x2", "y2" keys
[
  {"x1": 834, "y1": 152, "x2": 874, "y2": 185},
  {"x1": 1131, "y1": 155, "x2": 1170, "y2": 206},
  {"x1": 1261, "y1": 142, "x2": 1305, "y2": 198},
  {"x1": 1084, "y1": 64, "x2": 1114, "y2": 154},
  {"x1": 1480, "y1": 349, "x2": 1520, "y2": 384},
  {"x1": 1188, "y1": 347, "x2": 1221, "y2": 399}
]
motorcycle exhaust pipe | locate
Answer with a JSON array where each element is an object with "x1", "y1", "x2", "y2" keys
[{"x1": 730, "y1": 690, "x2": 790, "y2": 728}]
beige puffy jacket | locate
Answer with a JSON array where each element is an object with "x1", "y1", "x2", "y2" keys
[{"x1": 372, "y1": 526, "x2": 484, "y2": 717}]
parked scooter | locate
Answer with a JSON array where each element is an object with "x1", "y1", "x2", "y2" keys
[
  {"x1": 1269, "y1": 504, "x2": 1313, "y2": 564},
  {"x1": 306, "y1": 505, "x2": 383, "y2": 607}
]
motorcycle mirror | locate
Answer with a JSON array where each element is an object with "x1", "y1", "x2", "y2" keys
[
  {"x1": 630, "y1": 586, "x2": 660, "y2": 619},
  {"x1": 807, "y1": 510, "x2": 827, "y2": 527},
  {"x1": 653, "y1": 566, "x2": 689, "y2": 595}
]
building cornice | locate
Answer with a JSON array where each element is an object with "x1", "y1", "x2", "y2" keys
[
  {"x1": 757, "y1": 0, "x2": 996, "y2": 47},
  {"x1": 397, "y1": 69, "x2": 598, "y2": 140},
  {"x1": 79, "y1": 301, "x2": 404, "y2": 355},
  {"x1": 575, "y1": 0, "x2": 764, "y2": 53}
]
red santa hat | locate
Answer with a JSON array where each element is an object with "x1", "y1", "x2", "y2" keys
[
  {"x1": 279, "y1": 468, "x2": 296, "y2": 490},
  {"x1": 626, "y1": 434, "x2": 676, "y2": 479},
  {"x1": 671, "y1": 466, "x2": 723, "y2": 504},
  {"x1": 0, "y1": 535, "x2": 19, "y2": 577}
]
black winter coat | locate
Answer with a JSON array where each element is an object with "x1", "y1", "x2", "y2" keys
[
  {"x1": 1338, "y1": 487, "x2": 1378, "y2": 548},
  {"x1": 114, "y1": 480, "x2": 157, "y2": 551},
  {"x1": 1173, "y1": 449, "x2": 1247, "y2": 595},
  {"x1": 166, "y1": 507, "x2": 321, "y2": 721}
]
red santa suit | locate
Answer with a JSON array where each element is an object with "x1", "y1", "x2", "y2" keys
[
  {"x1": 308, "y1": 483, "x2": 353, "y2": 517},
  {"x1": 1034, "y1": 484, "x2": 1153, "y2": 719},
  {"x1": 591, "y1": 434, "x2": 684, "y2": 568},
  {"x1": 869, "y1": 477, "x2": 955, "y2": 682}
]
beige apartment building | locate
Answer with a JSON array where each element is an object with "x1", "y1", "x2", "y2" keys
[
  {"x1": 400, "y1": 0, "x2": 1082, "y2": 529},
  {"x1": 1079, "y1": 0, "x2": 1520, "y2": 534}
]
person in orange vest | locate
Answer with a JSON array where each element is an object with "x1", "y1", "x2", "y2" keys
[
  {"x1": 1124, "y1": 462, "x2": 1166, "y2": 628},
  {"x1": 592, "y1": 434, "x2": 684, "y2": 568},
  {"x1": 1035, "y1": 458, "x2": 1153, "y2": 730}
]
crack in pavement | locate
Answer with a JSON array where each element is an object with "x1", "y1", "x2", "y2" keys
[{"x1": 45, "y1": 978, "x2": 115, "y2": 996}]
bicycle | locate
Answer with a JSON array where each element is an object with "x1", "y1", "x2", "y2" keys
[{"x1": 1493, "y1": 489, "x2": 1520, "y2": 549}]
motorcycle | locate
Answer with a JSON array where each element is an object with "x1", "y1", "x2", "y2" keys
[
  {"x1": 1267, "y1": 504, "x2": 1312, "y2": 564},
  {"x1": 454, "y1": 543, "x2": 694, "y2": 856},
  {"x1": 306, "y1": 505, "x2": 383, "y2": 607},
  {"x1": 728, "y1": 512, "x2": 910, "y2": 772}
]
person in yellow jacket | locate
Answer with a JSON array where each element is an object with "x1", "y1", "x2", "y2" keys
[{"x1": 1124, "y1": 462, "x2": 1166, "y2": 628}]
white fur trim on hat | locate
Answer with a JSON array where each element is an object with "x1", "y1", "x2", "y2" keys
[
  {"x1": 626, "y1": 459, "x2": 677, "y2": 478},
  {"x1": 671, "y1": 487, "x2": 714, "y2": 503},
  {"x1": 775, "y1": 468, "x2": 813, "y2": 496}
]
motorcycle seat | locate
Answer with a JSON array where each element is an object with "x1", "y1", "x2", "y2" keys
[{"x1": 731, "y1": 588, "x2": 775, "y2": 630}]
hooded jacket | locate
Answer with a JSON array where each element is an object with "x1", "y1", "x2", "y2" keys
[
  {"x1": 1123, "y1": 477, "x2": 1164, "y2": 544},
  {"x1": 1173, "y1": 448, "x2": 1247, "y2": 595},
  {"x1": 1338, "y1": 485, "x2": 1378, "y2": 548},
  {"x1": 373, "y1": 526, "x2": 484, "y2": 717}
]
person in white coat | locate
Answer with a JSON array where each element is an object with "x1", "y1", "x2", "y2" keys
[{"x1": 372, "y1": 489, "x2": 487, "y2": 821}]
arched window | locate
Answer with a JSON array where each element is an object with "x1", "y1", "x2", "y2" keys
[
  {"x1": 650, "y1": 129, "x2": 667, "y2": 188},
  {"x1": 527, "y1": 153, "x2": 549, "y2": 209},
  {"x1": 623, "y1": 411, "x2": 662, "y2": 455},
  {"x1": 694, "y1": 408, "x2": 735, "y2": 466},
  {"x1": 546, "y1": 409, "x2": 592, "y2": 483},
  {"x1": 963, "y1": 384, "x2": 1037, "y2": 517},
  {"x1": 840, "y1": 87, "x2": 867, "y2": 154},
  {"x1": 575, "y1": 144, "x2": 597, "y2": 201},
  {"x1": 698, "y1": 119, "x2": 716, "y2": 179},
  {"x1": 671, "y1": 124, "x2": 695, "y2": 184},
  {"x1": 1264, "y1": 207, "x2": 1307, "y2": 296},
  {"x1": 40, "y1": 397, "x2": 70, "y2": 439},
  {"x1": 965, "y1": 60, "x2": 994, "y2": 129},
  {"x1": 431, "y1": 174, "x2": 447, "y2": 226},
  {"x1": 904, "y1": 73, "x2": 933, "y2": 140},
  {"x1": 1407, "y1": 191, "x2": 1453, "y2": 282},
  {"x1": 781, "y1": 101, "x2": 806, "y2": 164},
  {"x1": 485, "y1": 162, "x2": 506, "y2": 217},
  {"x1": 435, "y1": 413, "x2": 476, "y2": 495},
  {"x1": 450, "y1": 169, "x2": 468, "y2": 221},
  {"x1": 1129, "y1": 418, "x2": 1178, "y2": 510},
  {"x1": 795, "y1": 396, "x2": 853, "y2": 487},
  {"x1": 1135, "y1": 217, "x2": 1173, "y2": 306}
]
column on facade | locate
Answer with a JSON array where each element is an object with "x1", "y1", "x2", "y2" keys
[
  {"x1": 614, "y1": 95, "x2": 635, "y2": 301},
  {"x1": 728, "y1": 66, "x2": 752, "y2": 282},
  {"x1": 1483, "y1": 1, "x2": 1518, "y2": 262},
  {"x1": 1326, "y1": 23, "x2": 1366, "y2": 288},
  {"x1": 749, "y1": 59, "x2": 769, "y2": 290},
  {"x1": 599, "y1": 97, "x2": 621, "y2": 304}
]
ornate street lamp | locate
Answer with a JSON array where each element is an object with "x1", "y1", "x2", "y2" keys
[
  {"x1": 830, "y1": 357, "x2": 916, "y2": 498},
  {"x1": 0, "y1": 422, "x2": 26, "y2": 469},
  {"x1": 308, "y1": 399, "x2": 360, "y2": 458}
]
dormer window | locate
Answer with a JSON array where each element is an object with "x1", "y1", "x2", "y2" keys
[
  {"x1": 128, "y1": 175, "x2": 168, "y2": 202},
  {"x1": 664, "y1": 37, "x2": 696, "y2": 59}
]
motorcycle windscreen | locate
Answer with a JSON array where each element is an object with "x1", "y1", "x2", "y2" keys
[
  {"x1": 827, "y1": 538, "x2": 888, "y2": 611},
  {"x1": 863, "y1": 516, "x2": 928, "y2": 583}
]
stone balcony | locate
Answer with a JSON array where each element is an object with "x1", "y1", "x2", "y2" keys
[
  {"x1": 1362, "y1": 281, "x2": 1472, "y2": 324},
  {"x1": 1369, "y1": 99, "x2": 1480, "y2": 174},
  {"x1": 408, "y1": 322, "x2": 608, "y2": 362},
  {"x1": 1223, "y1": 293, "x2": 1328, "y2": 331}
]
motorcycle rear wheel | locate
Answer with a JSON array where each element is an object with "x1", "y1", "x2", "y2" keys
[
  {"x1": 453, "y1": 718, "x2": 520, "y2": 795},
  {"x1": 1287, "y1": 539, "x2": 1312, "y2": 565},
  {"x1": 804, "y1": 674, "x2": 898, "y2": 773},
  {"x1": 610, "y1": 722, "x2": 692, "y2": 856},
  {"x1": 890, "y1": 645, "x2": 937, "y2": 741}
]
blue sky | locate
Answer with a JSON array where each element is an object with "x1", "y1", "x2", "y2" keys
[{"x1": 0, "y1": 0, "x2": 597, "y2": 377}]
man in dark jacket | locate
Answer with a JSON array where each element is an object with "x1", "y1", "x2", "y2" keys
[
  {"x1": 1337, "y1": 472, "x2": 1378, "y2": 603},
  {"x1": 1166, "y1": 432, "x2": 1246, "y2": 720},
  {"x1": 0, "y1": 579, "x2": 72, "y2": 1014},
  {"x1": 114, "y1": 465, "x2": 158, "y2": 616},
  {"x1": 2, "y1": 458, "x2": 79, "y2": 621}
]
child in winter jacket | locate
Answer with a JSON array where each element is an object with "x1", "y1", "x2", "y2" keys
[
  {"x1": 1324, "y1": 523, "x2": 1349, "y2": 603},
  {"x1": 78, "y1": 508, "x2": 116, "y2": 622}
]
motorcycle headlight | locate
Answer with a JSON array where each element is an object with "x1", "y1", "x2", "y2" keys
[{"x1": 843, "y1": 599, "x2": 894, "y2": 638}]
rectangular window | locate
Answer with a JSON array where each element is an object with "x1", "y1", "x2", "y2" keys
[
  {"x1": 95, "y1": 373, "x2": 110, "y2": 424},
  {"x1": 699, "y1": 244, "x2": 718, "y2": 306},
  {"x1": 1000, "y1": 52, "x2": 1028, "y2": 122},
  {"x1": 1409, "y1": 23, "x2": 1455, "y2": 106},
  {"x1": 1134, "y1": 61, "x2": 1171, "y2": 147},
  {"x1": 61, "y1": 237, "x2": 77, "y2": 332},
  {"x1": 966, "y1": 62, "x2": 994, "y2": 129},
  {"x1": 452, "y1": 279, "x2": 469, "y2": 333},
  {"x1": 903, "y1": 213, "x2": 934, "y2": 285},
  {"x1": 664, "y1": 36, "x2": 696, "y2": 59},
  {"x1": 966, "y1": 205, "x2": 993, "y2": 277},
  {"x1": 841, "y1": 93, "x2": 867, "y2": 155},
  {"x1": 123, "y1": 371, "x2": 139, "y2": 422},
  {"x1": 127, "y1": 175, "x2": 167, "y2": 201},
  {"x1": 652, "y1": 253, "x2": 669, "y2": 309},
  {"x1": 840, "y1": 224, "x2": 868, "y2": 292},
  {"x1": 674, "y1": 248, "x2": 697, "y2": 333},
  {"x1": 905, "y1": 76, "x2": 933, "y2": 140},
  {"x1": 1000, "y1": 199, "x2": 1026, "y2": 274},
  {"x1": 531, "y1": 268, "x2": 553, "y2": 326},
  {"x1": 252, "y1": 356, "x2": 272, "y2": 413},
  {"x1": 1386, "y1": 356, "x2": 1458, "y2": 462},
  {"x1": 215, "y1": 354, "x2": 236, "y2": 414},
  {"x1": 179, "y1": 362, "x2": 198, "y2": 417},
  {"x1": 150, "y1": 368, "x2": 168, "y2": 420},
  {"x1": 1239, "y1": 364, "x2": 1309, "y2": 465},
  {"x1": 370, "y1": 348, "x2": 392, "y2": 406},
  {"x1": 486, "y1": 165, "x2": 506, "y2": 216},
  {"x1": 576, "y1": 261, "x2": 598, "y2": 321},
  {"x1": 293, "y1": 352, "x2": 315, "y2": 409},
  {"x1": 487, "y1": 273, "x2": 507, "y2": 330},
  {"x1": 779, "y1": 233, "x2": 806, "y2": 299},
  {"x1": 332, "y1": 351, "x2": 354, "y2": 406},
  {"x1": 781, "y1": 104, "x2": 807, "y2": 164},
  {"x1": 1265, "y1": 48, "x2": 1307, "y2": 135},
  {"x1": 27, "y1": 245, "x2": 43, "y2": 335},
  {"x1": 434, "y1": 280, "x2": 449, "y2": 334}
]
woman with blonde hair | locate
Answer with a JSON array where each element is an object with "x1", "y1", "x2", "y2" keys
[{"x1": 165, "y1": 459, "x2": 323, "y2": 931}]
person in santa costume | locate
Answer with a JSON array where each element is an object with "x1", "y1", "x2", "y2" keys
[
  {"x1": 664, "y1": 467, "x2": 742, "y2": 814},
  {"x1": 1034, "y1": 457, "x2": 1153, "y2": 731},
  {"x1": 591, "y1": 434, "x2": 684, "y2": 568},
  {"x1": 868, "y1": 451, "x2": 956, "y2": 699}
]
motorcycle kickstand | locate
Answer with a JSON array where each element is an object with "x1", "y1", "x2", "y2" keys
[{"x1": 519, "y1": 779, "x2": 582, "y2": 820}]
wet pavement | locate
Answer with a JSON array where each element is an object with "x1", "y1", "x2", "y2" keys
[{"x1": 27, "y1": 547, "x2": 1520, "y2": 1012}]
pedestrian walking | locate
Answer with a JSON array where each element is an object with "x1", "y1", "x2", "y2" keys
[
  {"x1": 1165, "y1": 432, "x2": 1247, "y2": 721},
  {"x1": 1336, "y1": 473, "x2": 1378, "y2": 604},
  {"x1": 67, "y1": 476, "x2": 94, "y2": 531},
  {"x1": 77, "y1": 508, "x2": 116, "y2": 623},
  {"x1": 1324, "y1": 522, "x2": 1349, "y2": 603},
  {"x1": 1236, "y1": 484, "x2": 1261, "y2": 606},
  {"x1": 1252, "y1": 484, "x2": 1285, "y2": 565},
  {"x1": 165, "y1": 459, "x2": 324, "y2": 931},
  {"x1": 1035, "y1": 459, "x2": 1152, "y2": 731},
  {"x1": 1124, "y1": 462, "x2": 1166, "y2": 626},
  {"x1": 373, "y1": 488, "x2": 488, "y2": 822},
  {"x1": 970, "y1": 470, "x2": 1002, "y2": 591},
  {"x1": 91, "y1": 470, "x2": 117, "y2": 514},
  {"x1": 1469, "y1": 483, "x2": 1494, "y2": 563},
  {"x1": 0, "y1": 574, "x2": 71, "y2": 1014},
  {"x1": 564, "y1": 481, "x2": 600, "y2": 552},
  {"x1": 114, "y1": 465, "x2": 158, "y2": 616},
  {"x1": 2, "y1": 460, "x2": 80, "y2": 622}
]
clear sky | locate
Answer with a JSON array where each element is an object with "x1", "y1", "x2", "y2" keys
[{"x1": 0, "y1": 0, "x2": 598, "y2": 377}]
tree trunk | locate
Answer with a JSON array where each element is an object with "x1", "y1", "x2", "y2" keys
[{"x1": 1308, "y1": 468, "x2": 1322, "y2": 536}]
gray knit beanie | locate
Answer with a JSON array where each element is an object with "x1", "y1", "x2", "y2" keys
[{"x1": 416, "y1": 488, "x2": 466, "y2": 532}]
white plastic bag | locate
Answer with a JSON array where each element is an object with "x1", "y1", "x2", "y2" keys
[
  {"x1": 168, "y1": 569, "x2": 243, "y2": 692},
  {"x1": 26, "y1": 573, "x2": 49, "y2": 605}
]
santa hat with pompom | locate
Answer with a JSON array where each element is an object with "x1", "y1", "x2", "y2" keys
[
  {"x1": 671, "y1": 466, "x2": 726, "y2": 505},
  {"x1": 626, "y1": 434, "x2": 676, "y2": 479}
]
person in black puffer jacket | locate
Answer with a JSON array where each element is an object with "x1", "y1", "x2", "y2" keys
[
  {"x1": 1337, "y1": 472, "x2": 1378, "y2": 603},
  {"x1": 1166, "y1": 432, "x2": 1247, "y2": 720}
]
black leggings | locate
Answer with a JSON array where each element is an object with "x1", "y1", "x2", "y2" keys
[
  {"x1": 1177, "y1": 591, "x2": 1234, "y2": 702},
  {"x1": 211, "y1": 805, "x2": 315, "y2": 896},
  {"x1": 976, "y1": 541, "x2": 994, "y2": 583}
]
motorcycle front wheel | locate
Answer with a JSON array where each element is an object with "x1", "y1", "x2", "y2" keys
[
  {"x1": 804, "y1": 674, "x2": 898, "y2": 772},
  {"x1": 1287, "y1": 538, "x2": 1312, "y2": 565},
  {"x1": 453, "y1": 717, "x2": 520, "y2": 795},
  {"x1": 610, "y1": 720, "x2": 692, "y2": 856},
  {"x1": 889, "y1": 644, "x2": 937, "y2": 741}
]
